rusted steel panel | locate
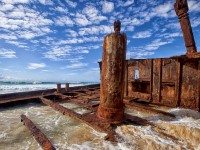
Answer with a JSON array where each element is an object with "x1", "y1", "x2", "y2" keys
[
  {"x1": 97, "y1": 20, "x2": 127, "y2": 124},
  {"x1": 180, "y1": 60, "x2": 199, "y2": 109},
  {"x1": 21, "y1": 114, "x2": 55, "y2": 150},
  {"x1": 152, "y1": 59, "x2": 161, "y2": 103},
  {"x1": 138, "y1": 60, "x2": 151, "y2": 80},
  {"x1": 162, "y1": 59, "x2": 177, "y2": 82},
  {"x1": 174, "y1": 0, "x2": 197, "y2": 55}
]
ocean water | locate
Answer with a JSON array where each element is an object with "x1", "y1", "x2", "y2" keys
[
  {"x1": 0, "y1": 103, "x2": 200, "y2": 150},
  {"x1": 0, "y1": 81, "x2": 97, "y2": 94}
]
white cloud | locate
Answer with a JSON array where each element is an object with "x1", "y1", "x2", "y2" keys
[
  {"x1": 74, "y1": 13, "x2": 90, "y2": 26},
  {"x1": 28, "y1": 63, "x2": 46, "y2": 70},
  {"x1": 127, "y1": 51, "x2": 154, "y2": 59},
  {"x1": 192, "y1": 17, "x2": 200, "y2": 27},
  {"x1": 102, "y1": 1, "x2": 114, "y2": 13},
  {"x1": 55, "y1": 16, "x2": 74, "y2": 26},
  {"x1": 123, "y1": 0, "x2": 135, "y2": 7},
  {"x1": 132, "y1": 30, "x2": 152, "y2": 39},
  {"x1": 83, "y1": 5, "x2": 107, "y2": 24},
  {"x1": 0, "y1": 48, "x2": 16, "y2": 58},
  {"x1": 65, "y1": 0, "x2": 77, "y2": 8},
  {"x1": 44, "y1": 46, "x2": 71, "y2": 60},
  {"x1": 153, "y1": 2, "x2": 174, "y2": 18},
  {"x1": 144, "y1": 39, "x2": 173, "y2": 51},
  {"x1": 2, "y1": 0, "x2": 30, "y2": 4},
  {"x1": 65, "y1": 62, "x2": 88, "y2": 69},
  {"x1": 188, "y1": 0, "x2": 200, "y2": 12},
  {"x1": 79, "y1": 25, "x2": 112, "y2": 35}
]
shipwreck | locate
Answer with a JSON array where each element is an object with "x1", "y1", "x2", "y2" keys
[{"x1": 0, "y1": 0, "x2": 200, "y2": 149}]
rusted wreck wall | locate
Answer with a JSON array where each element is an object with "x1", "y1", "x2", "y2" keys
[{"x1": 127, "y1": 58, "x2": 200, "y2": 111}]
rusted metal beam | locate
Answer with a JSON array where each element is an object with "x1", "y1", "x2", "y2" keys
[
  {"x1": 130, "y1": 92, "x2": 150, "y2": 100},
  {"x1": 97, "y1": 20, "x2": 127, "y2": 124},
  {"x1": 158, "y1": 58, "x2": 163, "y2": 102},
  {"x1": 20, "y1": 114, "x2": 55, "y2": 150},
  {"x1": 124, "y1": 60, "x2": 128, "y2": 97},
  {"x1": 124, "y1": 101, "x2": 175, "y2": 118},
  {"x1": 150, "y1": 59, "x2": 154, "y2": 101},
  {"x1": 40, "y1": 97, "x2": 116, "y2": 141},
  {"x1": 174, "y1": 0, "x2": 197, "y2": 55},
  {"x1": 175, "y1": 60, "x2": 183, "y2": 107}
]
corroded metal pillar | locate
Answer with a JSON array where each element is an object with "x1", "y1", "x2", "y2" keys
[
  {"x1": 174, "y1": 0, "x2": 197, "y2": 55},
  {"x1": 65, "y1": 83, "x2": 69, "y2": 91},
  {"x1": 97, "y1": 20, "x2": 127, "y2": 124},
  {"x1": 57, "y1": 83, "x2": 61, "y2": 93}
]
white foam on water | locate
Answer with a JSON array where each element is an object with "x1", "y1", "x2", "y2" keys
[{"x1": 1, "y1": 103, "x2": 200, "y2": 149}]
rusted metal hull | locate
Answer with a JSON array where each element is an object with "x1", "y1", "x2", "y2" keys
[{"x1": 21, "y1": 114, "x2": 55, "y2": 150}]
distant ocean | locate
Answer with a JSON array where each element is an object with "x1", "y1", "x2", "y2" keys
[{"x1": 0, "y1": 81, "x2": 98, "y2": 94}]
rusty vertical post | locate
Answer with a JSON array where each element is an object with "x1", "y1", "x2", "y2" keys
[
  {"x1": 97, "y1": 20, "x2": 127, "y2": 124},
  {"x1": 150, "y1": 59, "x2": 153, "y2": 102},
  {"x1": 176, "y1": 59, "x2": 183, "y2": 107},
  {"x1": 57, "y1": 83, "x2": 61, "y2": 93},
  {"x1": 198, "y1": 61, "x2": 200, "y2": 111},
  {"x1": 65, "y1": 83, "x2": 69, "y2": 91},
  {"x1": 174, "y1": 0, "x2": 197, "y2": 56},
  {"x1": 124, "y1": 60, "x2": 128, "y2": 97},
  {"x1": 158, "y1": 58, "x2": 163, "y2": 102}
]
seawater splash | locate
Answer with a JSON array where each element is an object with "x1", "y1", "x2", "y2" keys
[{"x1": 0, "y1": 103, "x2": 200, "y2": 150}]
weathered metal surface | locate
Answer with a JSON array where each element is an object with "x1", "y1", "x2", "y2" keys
[
  {"x1": 21, "y1": 114, "x2": 55, "y2": 150},
  {"x1": 97, "y1": 20, "x2": 127, "y2": 124},
  {"x1": 174, "y1": 0, "x2": 197, "y2": 55},
  {"x1": 126, "y1": 57, "x2": 200, "y2": 111}
]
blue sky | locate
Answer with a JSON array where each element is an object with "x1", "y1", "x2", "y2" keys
[{"x1": 0, "y1": 0, "x2": 200, "y2": 82}]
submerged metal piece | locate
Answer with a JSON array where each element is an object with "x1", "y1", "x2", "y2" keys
[
  {"x1": 21, "y1": 114, "x2": 55, "y2": 150},
  {"x1": 40, "y1": 97, "x2": 117, "y2": 142},
  {"x1": 97, "y1": 20, "x2": 127, "y2": 124},
  {"x1": 174, "y1": 0, "x2": 197, "y2": 55}
]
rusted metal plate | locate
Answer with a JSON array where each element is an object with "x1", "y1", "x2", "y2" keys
[{"x1": 21, "y1": 114, "x2": 55, "y2": 150}]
